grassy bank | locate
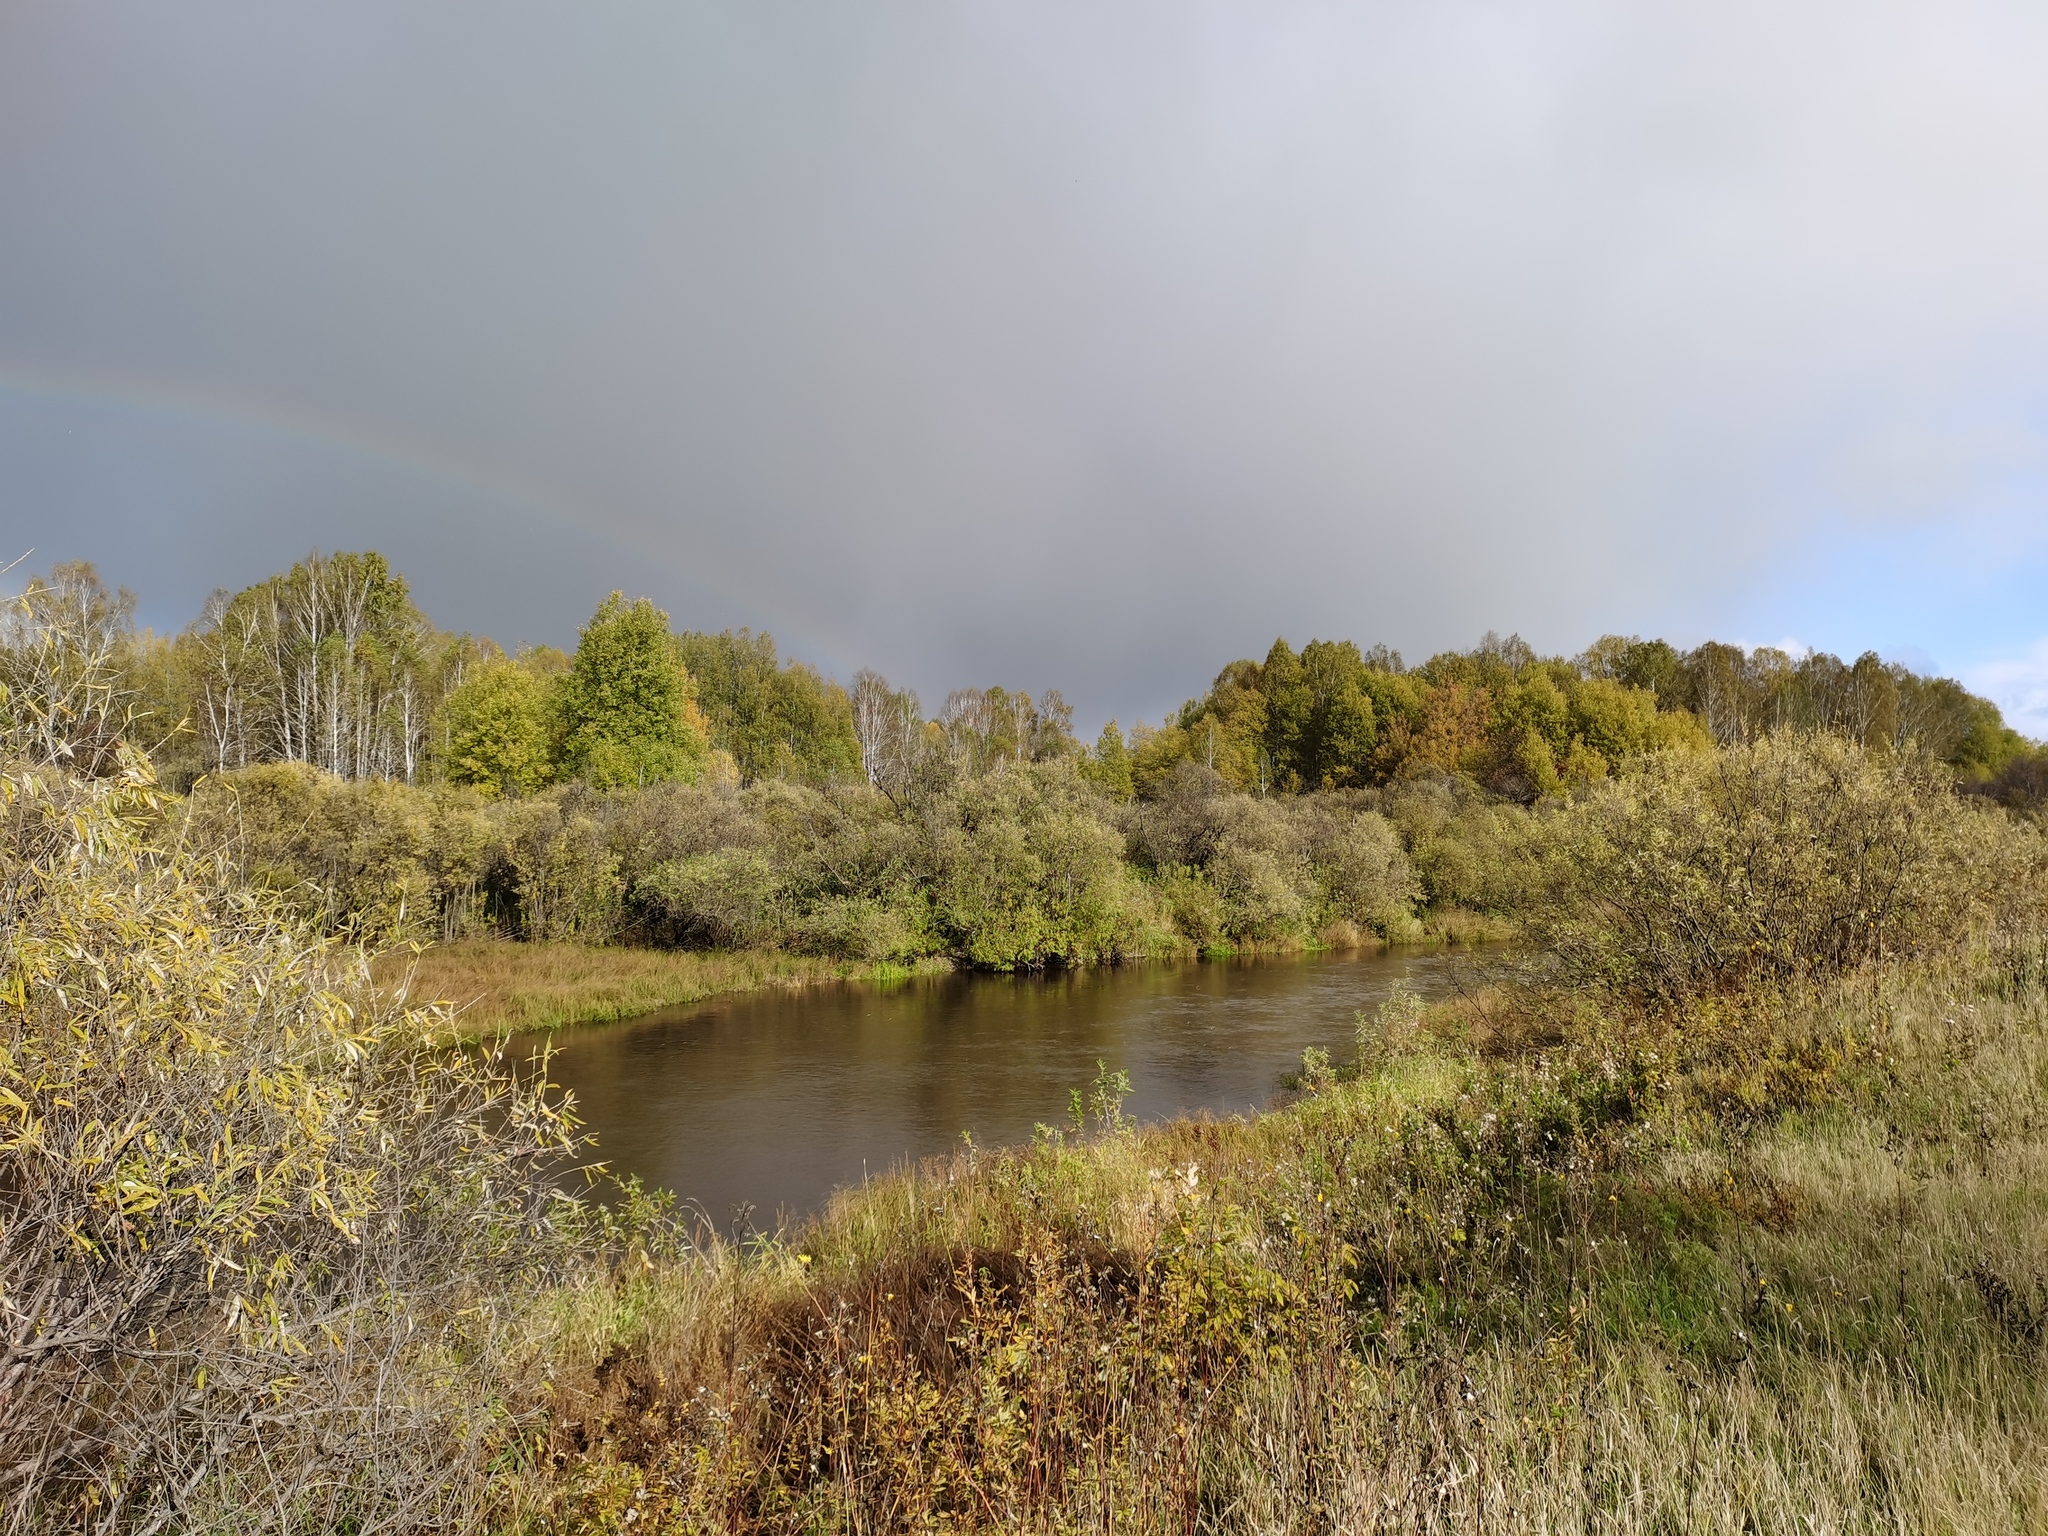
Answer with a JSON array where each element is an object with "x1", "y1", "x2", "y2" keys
[
  {"x1": 373, "y1": 939, "x2": 953, "y2": 1036},
  {"x1": 379, "y1": 914, "x2": 1514, "y2": 1038},
  {"x1": 514, "y1": 952, "x2": 2048, "y2": 1532}
]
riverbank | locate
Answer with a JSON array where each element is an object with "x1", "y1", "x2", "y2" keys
[
  {"x1": 521, "y1": 952, "x2": 2048, "y2": 1532},
  {"x1": 371, "y1": 939, "x2": 953, "y2": 1037},
  {"x1": 371, "y1": 916, "x2": 1511, "y2": 1038}
]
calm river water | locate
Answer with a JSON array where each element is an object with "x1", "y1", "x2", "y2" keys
[{"x1": 523, "y1": 948, "x2": 1464, "y2": 1228}]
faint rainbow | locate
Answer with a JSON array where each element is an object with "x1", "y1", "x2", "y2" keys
[{"x1": 0, "y1": 363, "x2": 855, "y2": 662}]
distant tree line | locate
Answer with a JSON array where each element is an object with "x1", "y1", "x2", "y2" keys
[
  {"x1": 3, "y1": 555, "x2": 861, "y2": 795},
  {"x1": 1115, "y1": 630, "x2": 2026, "y2": 804},
  {"x1": 7, "y1": 551, "x2": 2027, "y2": 805},
  {"x1": 3, "y1": 550, "x2": 2042, "y2": 971}
]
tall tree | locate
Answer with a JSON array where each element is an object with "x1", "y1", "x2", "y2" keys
[
  {"x1": 555, "y1": 593, "x2": 709, "y2": 789},
  {"x1": 938, "y1": 687, "x2": 1077, "y2": 774},
  {"x1": 436, "y1": 650, "x2": 561, "y2": 797},
  {"x1": 851, "y1": 668, "x2": 928, "y2": 799},
  {"x1": 675, "y1": 628, "x2": 859, "y2": 783},
  {"x1": 0, "y1": 561, "x2": 139, "y2": 774},
  {"x1": 180, "y1": 551, "x2": 443, "y2": 781},
  {"x1": 1080, "y1": 720, "x2": 1135, "y2": 801}
]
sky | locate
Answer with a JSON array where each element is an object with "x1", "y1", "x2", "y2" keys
[{"x1": 3, "y1": 1, "x2": 2048, "y2": 736}]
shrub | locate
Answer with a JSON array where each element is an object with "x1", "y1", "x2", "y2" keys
[
  {"x1": 781, "y1": 893, "x2": 927, "y2": 961},
  {"x1": 1208, "y1": 840, "x2": 1309, "y2": 942},
  {"x1": 1523, "y1": 733, "x2": 1996, "y2": 1005},
  {"x1": 1301, "y1": 801, "x2": 1420, "y2": 936},
  {"x1": 182, "y1": 751, "x2": 1437, "y2": 967},
  {"x1": 496, "y1": 790, "x2": 623, "y2": 941},
  {"x1": 636, "y1": 847, "x2": 780, "y2": 947},
  {"x1": 0, "y1": 750, "x2": 589, "y2": 1532},
  {"x1": 926, "y1": 761, "x2": 1162, "y2": 968},
  {"x1": 1126, "y1": 775, "x2": 1419, "y2": 946},
  {"x1": 182, "y1": 763, "x2": 501, "y2": 946},
  {"x1": 1383, "y1": 773, "x2": 1536, "y2": 916},
  {"x1": 1156, "y1": 864, "x2": 1227, "y2": 950}
]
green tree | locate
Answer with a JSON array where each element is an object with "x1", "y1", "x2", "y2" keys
[
  {"x1": 1255, "y1": 639, "x2": 1307, "y2": 785},
  {"x1": 1951, "y1": 693, "x2": 2028, "y2": 779},
  {"x1": 1175, "y1": 662, "x2": 1268, "y2": 791},
  {"x1": 1586, "y1": 635, "x2": 1683, "y2": 702},
  {"x1": 1566, "y1": 675, "x2": 1663, "y2": 766},
  {"x1": 675, "y1": 628, "x2": 860, "y2": 783},
  {"x1": 1128, "y1": 720, "x2": 1195, "y2": 799},
  {"x1": 437, "y1": 653, "x2": 559, "y2": 797},
  {"x1": 1080, "y1": 720, "x2": 1136, "y2": 801},
  {"x1": 555, "y1": 593, "x2": 709, "y2": 789},
  {"x1": 1287, "y1": 639, "x2": 1380, "y2": 788}
]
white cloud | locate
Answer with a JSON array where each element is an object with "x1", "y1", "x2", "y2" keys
[{"x1": 1968, "y1": 640, "x2": 2048, "y2": 741}]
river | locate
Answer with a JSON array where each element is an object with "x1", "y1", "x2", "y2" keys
[{"x1": 522, "y1": 947, "x2": 1466, "y2": 1228}]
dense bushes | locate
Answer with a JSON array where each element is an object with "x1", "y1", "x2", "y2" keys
[
  {"x1": 0, "y1": 750, "x2": 589, "y2": 1533},
  {"x1": 1521, "y1": 733, "x2": 2047, "y2": 1004},
  {"x1": 528, "y1": 730, "x2": 2048, "y2": 1534},
  {"x1": 922, "y1": 763, "x2": 1165, "y2": 966},
  {"x1": 1121, "y1": 765, "x2": 1421, "y2": 946},
  {"x1": 180, "y1": 755, "x2": 1432, "y2": 968},
  {"x1": 186, "y1": 724, "x2": 2044, "y2": 993}
]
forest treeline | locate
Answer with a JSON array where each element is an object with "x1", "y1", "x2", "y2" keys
[{"x1": 3, "y1": 551, "x2": 2041, "y2": 970}]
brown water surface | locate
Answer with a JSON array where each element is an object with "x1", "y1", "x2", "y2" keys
[{"x1": 523, "y1": 948, "x2": 1464, "y2": 1228}]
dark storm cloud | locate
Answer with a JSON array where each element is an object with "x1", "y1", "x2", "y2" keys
[{"x1": 6, "y1": 0, "x2": 2048, "y2": 727}]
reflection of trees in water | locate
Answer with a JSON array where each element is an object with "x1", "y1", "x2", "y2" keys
[{"x1": 543, "y1": 951, "x2": 1459, "y2": 1224}]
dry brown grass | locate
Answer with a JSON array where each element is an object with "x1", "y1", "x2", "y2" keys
[
  {"x1": 1416, "y1": 904, "x2": 1518, "y2": 945},
  {"x1": 372, "y1": 939, "x2": 950, "y2": 1036}
]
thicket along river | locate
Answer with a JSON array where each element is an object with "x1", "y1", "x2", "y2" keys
[{"x1": 522, "y1": 948, "x2": 1467, "y2": 1228}]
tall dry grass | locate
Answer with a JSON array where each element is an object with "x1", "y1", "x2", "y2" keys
[{"x1": 372, "y1": 939, "x2": 946, "y2": 1036}]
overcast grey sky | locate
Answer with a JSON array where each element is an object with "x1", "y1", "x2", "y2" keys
[{"x1": 5, "y1": 1, "x2": 2048, "y2": 731}]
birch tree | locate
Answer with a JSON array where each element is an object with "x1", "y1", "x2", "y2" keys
[
  {"x1": 181, "y1": 551, "x2": 446, "y2": 781},
  {"x1": 851, "y1": 668, "x2": 925, "y2": 796}
]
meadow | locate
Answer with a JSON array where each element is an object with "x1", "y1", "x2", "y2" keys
[{"x1": 531, "y1": 956, "x2": 2048, "y2": 1532}]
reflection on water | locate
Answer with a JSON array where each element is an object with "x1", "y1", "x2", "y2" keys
[{"x1": 521, "y1": 949, "x2": 1463, "y2": 1227}]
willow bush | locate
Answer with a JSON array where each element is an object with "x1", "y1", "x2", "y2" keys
[
  {"x1": 0, "y1": 744, "x2": 592, "y2": 1533},
  {"x1": 1118, "y1": 766, "x2": 1422, "y2": 947},
  {"x1": 186, "y1": 756, "x2": 1432, "y2": 968},
  {"x1": 1520, "y1": 732, "x2": 2028, "y2": 1005}
]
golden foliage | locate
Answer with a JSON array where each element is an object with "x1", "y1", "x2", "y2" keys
[{"x1": 0, "y1": 750, "x2": 588, "y2": 1532}]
